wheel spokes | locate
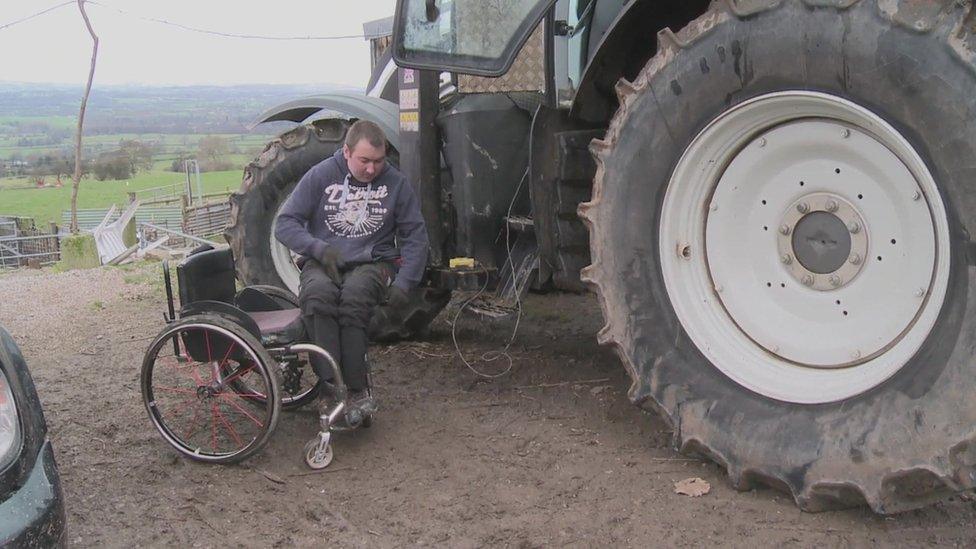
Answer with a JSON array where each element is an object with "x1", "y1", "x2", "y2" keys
[{"x1": 147, "y1": 326, "x2": 274, "y2": 458}]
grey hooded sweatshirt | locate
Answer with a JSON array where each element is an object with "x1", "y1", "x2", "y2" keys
[{"x1": 274, "y1": 148, "x2": 428, "y2": 290}]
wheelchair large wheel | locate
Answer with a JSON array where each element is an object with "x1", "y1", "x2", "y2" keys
[{"x1": 141, "y1": 314, "x2": 282, "y2": 464}]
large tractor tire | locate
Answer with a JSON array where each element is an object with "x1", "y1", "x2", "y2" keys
[
  {"x1": 580, "y1": 0, "x2": 976, "y2": 513},
  {"x1": 225, "y1": 119, "x2": 450, "y2": 341}
]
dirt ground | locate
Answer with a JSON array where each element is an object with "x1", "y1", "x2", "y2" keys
[{"x1": 2, "y1": 263, "x2": 976, "y2": 547}]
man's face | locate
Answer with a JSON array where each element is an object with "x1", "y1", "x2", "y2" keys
[{"x1": 343, "y1": 139, "x2": 386, "y2": 183}]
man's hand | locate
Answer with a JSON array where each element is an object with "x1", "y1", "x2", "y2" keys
[
  {"x1": 318, "y1": 247, "x2": 346, "y2": 284},
  {"x1": 386, "y1": 285, "x2": 410, "y2": 309}
]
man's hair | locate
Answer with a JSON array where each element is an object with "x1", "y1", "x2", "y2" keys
[{"x1": 345, "y1": 120, "x2": 387, "y2": 151}]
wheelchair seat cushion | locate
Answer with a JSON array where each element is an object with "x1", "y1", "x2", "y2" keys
[{"x1": 248, "y1": 308, "x2": 305, "y2": 345}]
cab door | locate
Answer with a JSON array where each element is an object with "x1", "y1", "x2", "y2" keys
[{"x1": 392, "y1": 0, "x2": 557, "y2": 77}]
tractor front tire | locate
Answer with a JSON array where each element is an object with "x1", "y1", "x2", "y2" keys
[{"x1": 581, "y1": 0, "x2": 976, "y2": 513}]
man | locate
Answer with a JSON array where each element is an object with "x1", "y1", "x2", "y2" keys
[{"x1": 275, "y1": 120, "x2": 428, "y2": 412}]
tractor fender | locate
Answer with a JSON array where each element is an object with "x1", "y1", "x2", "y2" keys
[
  {"x1": 248, "y1": 93, "x2": 402, "y2": 152},
  {"x1": 570, "y1": 0, "x2": 709, "y2": 125}
]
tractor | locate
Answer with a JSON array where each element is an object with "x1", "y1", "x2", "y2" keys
[{"x1": 225, "y1": 0, "x2": 976, "y2": 514}]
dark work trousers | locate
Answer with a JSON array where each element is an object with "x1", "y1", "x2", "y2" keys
[{"x1": 299, "y1": 259, "x2": 394, "y2": 392}]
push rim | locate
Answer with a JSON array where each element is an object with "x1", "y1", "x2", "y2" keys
[
  {"x1": 143, "y1": 323, "x2": 278, "y2": 460},
  {"x1": 659, "y1": 91, "x2": 950, "y2": 404}
]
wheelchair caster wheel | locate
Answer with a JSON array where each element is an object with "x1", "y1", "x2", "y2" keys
[{"x1": 303, "y1": 438, "x2": 334, "y2": 470}]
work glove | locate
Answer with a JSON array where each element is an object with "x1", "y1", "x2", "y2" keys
[
  {"x1": 386, "y1": 285, "x2": 410, "y2": 310},
  {"x1": 318, "y1": 247, "x2": 346, "y2": 285}
]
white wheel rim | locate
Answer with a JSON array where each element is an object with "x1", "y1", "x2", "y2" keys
[
  {"x1": 270, "y1": 202, "x2": 301, "y2": 295},
  {"x1": 659, "y1": 91, "x2": 950, "y2": 404}
]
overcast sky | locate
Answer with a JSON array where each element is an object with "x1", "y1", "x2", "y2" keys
[{"x1": 0, "y1": 0, "x2": 396, "y2": 87}]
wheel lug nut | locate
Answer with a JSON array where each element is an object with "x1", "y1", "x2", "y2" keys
[
  {"x1": 851, "y1": 350, "x2": 862, "y2": 359},
  {"x1": 758, "y1": 137, "x2": 767, "y2": 147},
  {"x1": 848, "y1": 221, "x2": 860, "y2": 234},
  {"x1": 912, "y1": 190, "x2": 921, "y2": 201},
  {"x1": 849, "y1": 254, "x2": 862, "y2": 265},
  {"x1": 825, "y1": 199, "x2": 838, "y2": 213},
  {"x1": 915, "y1": 288, "x2": 926, "y2": 297},
  {"x1": 796, "y1": 202, "x2": 810, "y2": 214},
  {"x1": 802, "y1": 274, "x2": 814, "y2": 286},
  {"x1": 781, "y1": 254, "x2": 793, "y2": 265},
  {"x1": 842, "y1": 128, "x2": 851, "y2": 138},
  {"x1": 779, "y1": 224, "x2": 792, "y2": 236},
  {"x1": 829, "y1": 275, "x2": 841, "y2": 287}
]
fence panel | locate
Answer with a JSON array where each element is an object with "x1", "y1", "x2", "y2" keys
[
  {"x1": 140, "y1": 223, "x2": 216, "y2": 250},
  {"x1": 183, "y1": 201, "x2": 230, "y2": 238},
  {"x1": 0, "y1": 233, "x2": 60, "y2": 269},
  {"x1": 0, "y1": 221, "x2": 16, "y2": 238},
  {"x1": 62, "y1": 207, "x2": 183, "y2": 232}
]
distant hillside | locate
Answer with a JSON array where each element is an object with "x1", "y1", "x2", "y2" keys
[{"x1": 0, "y1": 82, "x2": 362, "y2": 135}]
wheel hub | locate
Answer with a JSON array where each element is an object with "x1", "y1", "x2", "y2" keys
[
  {"x1": 792, "y1": 211, "x2": 850, "y2": 274},
  {"x1": 196, "y1": 385, "x2": 215, "y2": 400},
  {"x1": 778, "y1": 192, "x2": 867, "y2": 290}
]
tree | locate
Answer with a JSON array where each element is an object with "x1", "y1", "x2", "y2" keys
[
  {"x1": 55, "y1": 153, "x2": 83, "y2": 180},
  {"x1": 118, "y1": 139, "x2": 154, "y2": 173},
  {"x1": 197, "y1": 136, "x2": 235, "y2": 172},
  {"x1": 198, "y1": 135, "x2": 229, "y2": 161},
  {"x1": 169, "y1": 152, "x2": 191, "y2": 173},
  {"x1": 70, "y1": 0, "x2": 99, "y2": 234},
  {"x1": 92, "y1": 152, "x2": 132, "y2": 181}
]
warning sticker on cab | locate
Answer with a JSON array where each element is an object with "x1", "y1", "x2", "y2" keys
[{"x1": 400, "y1": 111, "x2": 419, "y2": 132}]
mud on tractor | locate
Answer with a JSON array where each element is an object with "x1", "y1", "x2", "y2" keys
[{"x1": 225, "y1": 0, "x2": 976, "y2": 513}]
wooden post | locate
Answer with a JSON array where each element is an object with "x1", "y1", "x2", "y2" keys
[{"x1": 70, "y1": 0, "x2": 99, "y2": 234}]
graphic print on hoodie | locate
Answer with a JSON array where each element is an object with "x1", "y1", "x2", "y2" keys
[
  {"x1": 323, "y1": 179, "x2": 389, "y2": 238},
  {"x1": 274, "y1": 148, "x2": 429, "y2": 290}
]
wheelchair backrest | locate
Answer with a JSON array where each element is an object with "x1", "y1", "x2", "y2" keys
[{"x1": 177, "y1": 247, "x2": 237, "y2": 306}]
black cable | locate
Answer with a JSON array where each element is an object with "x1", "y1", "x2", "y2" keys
[
  {"x1": 450, "y1": 167, "x2": 529, "y2": 379},
  {"x1": 86, "y1": 1, "x2": 387, "y2": 41},
  {"x1": 0, "y1": 1, "x2": 75, "y2": 32}
]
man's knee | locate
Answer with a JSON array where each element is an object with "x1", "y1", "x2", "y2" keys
[
  {"x1": 335, "y1": 263, "x2": 390, "y2": 328},
  {"x1": 337, "y1": 290, "x2": 381, "y2": 328},
  {"x1": 302, "y1": 295, "x2": 338, "y2": 317},
  {"x1": 300, "y1": 274, "x2": 337, "y2": 297},
  {"x1": 299, "y1": 264, "x2": 339, "y2": 315}
]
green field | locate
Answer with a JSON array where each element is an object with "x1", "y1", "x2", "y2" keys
[
  {"x1": 0, "y1": 169, "x2": 245, "y2": 225},
  {"x1": 0, "y1": 132, "x2": 272, "y2": 161},
  {"x1": 0, "y1": 115, "x2": 76, "y2": 130}
]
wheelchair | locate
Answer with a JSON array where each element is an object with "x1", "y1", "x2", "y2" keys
[{"x1": 140, "y1": 245, "x2": 372, "y2": 470}]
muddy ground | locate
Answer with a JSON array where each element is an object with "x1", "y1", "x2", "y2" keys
[{"x1": 2, "y1": 263, "x2": 976, "y2": 547}]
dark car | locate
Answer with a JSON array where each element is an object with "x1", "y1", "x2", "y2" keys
[{"x1": 0, "y1": 326, "x2": 65, "y2": 546}]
